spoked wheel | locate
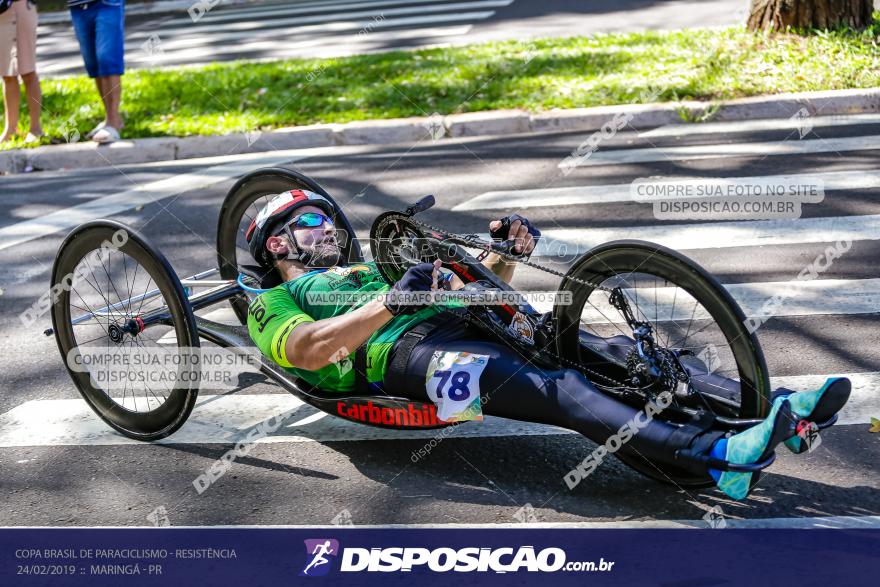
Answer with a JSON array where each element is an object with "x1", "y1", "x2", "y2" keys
[
  {"x1": 554, "y1": 240, "x2": 771, "y2": 488},
  {"x1": 216, "y1": 168, "x2": 349, "y2": 324},
  {"x1": 51, "y1": 220, "x2": 199, "y2": 441}
]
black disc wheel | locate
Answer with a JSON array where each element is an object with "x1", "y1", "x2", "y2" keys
[
  {"x1": 554, "y1": 240, "x2": 771, "y2": 488},
  {"x1": 51, "y1": 220, "x2": 199, "y2": 441}
]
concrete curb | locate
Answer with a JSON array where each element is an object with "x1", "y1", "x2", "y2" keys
[
  {"x1": 445, "y1": 109, "x2": 531, "y2": 137},
  {"x1": 2, "y1": 87, "x2": 878, "y2": 174}
]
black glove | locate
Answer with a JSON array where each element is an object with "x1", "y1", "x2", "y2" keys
[
  {"x1": 490, "y1": 213, "x2": 541, "y2": 257},
  {"x1": 384, "y1": 262, "x2": 437, "y2": 316}
]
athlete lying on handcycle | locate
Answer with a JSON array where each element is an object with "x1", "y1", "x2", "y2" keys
[{"x1": 244, "y1": 188, "x2": 851, "y2": 500}]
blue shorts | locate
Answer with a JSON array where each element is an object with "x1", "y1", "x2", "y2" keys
[{"x1": 70, "y1": 0, "x2": 125, "y2": 78}]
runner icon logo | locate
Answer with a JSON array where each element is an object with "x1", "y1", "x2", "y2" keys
[{"x1": 301, "y1": 539, "x2": 340, "y2": 577}]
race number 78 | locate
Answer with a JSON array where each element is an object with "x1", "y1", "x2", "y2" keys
[{"x1": 432, "y1": 370, "x2": 471, "y2": 401}]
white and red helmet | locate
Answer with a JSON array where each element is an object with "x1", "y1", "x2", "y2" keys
[{"x1": 245, "y1": 189, "x2": 340, "y2": 267}]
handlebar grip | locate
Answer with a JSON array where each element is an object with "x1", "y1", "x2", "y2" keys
[{"x1": 405, "y1": 195, "x2": 435, "y2": 216}]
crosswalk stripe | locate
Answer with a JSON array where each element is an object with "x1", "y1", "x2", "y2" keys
[
  {"x1": 200, "y1": 273, "x2": 879, "y2": 323},
  {"x1": 121, "y1": 11, "x2": 497, "y2": 50},
  {"x1": 41, "y1": 25, "x2": 475, "y2": 75},
  {"x1": 453, "y1": 169, "x2": 880, "y2": 211},
  {"x1": 0, "y1": 148, "x2": 329, "y2": 253},
  {"x1": 37, "y1": 9, "x2": 490, "y2": 75},
  {"x1": 0, "y1": 394, "x2": 574, "y2": 447},
  {"x1": 0, "y1": 372, "x2": 874, "y2": 447},
  {"x1": 126, "y1": 0, "x2": 511, "y2": 41},
  {"x1": 127, "y1": 25, "x2": 473, "y2": 65},
  {"x1": 188, "y1": 0, "x2": 501, "y2": 27},
  {"x1": 498, "y1": 213, "x2": 880, "y2": 256},
  {"x1": 556, "y1": 134, "x2": 880, "y2": 167},
  {"x1": 526, "y1": 278, "x2": 880, "y2": 323}
]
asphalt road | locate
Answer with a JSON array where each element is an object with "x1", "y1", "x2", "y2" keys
[
  {"x1": 37, "y1": 0, "x2": 755, "y2": 77},
  {"x1": 0, "y1": 112, "x2": 878, "y2": 527}
]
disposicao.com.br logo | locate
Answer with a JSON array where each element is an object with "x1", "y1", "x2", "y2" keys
[
  {"x1": 300, "y1": 539, "x2": 615, "y2": 575},
  {"x1": 301, "y1": 539, "x2": 340, "y2": 576}
]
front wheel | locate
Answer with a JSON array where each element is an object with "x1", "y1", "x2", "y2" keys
[
  {"x1": 553, "y1": 240, "x2": 771, "y2": 487},
  {"x1": 51, "y1": 220, "x2": 200, "y2": 441}
]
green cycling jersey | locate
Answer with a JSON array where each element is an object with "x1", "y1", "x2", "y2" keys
[{"x1": 247, "y1": 262, "x2": 455, "y2": 393}]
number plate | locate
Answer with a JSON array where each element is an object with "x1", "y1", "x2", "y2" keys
[{"x1": 424, "y1": 351, "x2": 489, "y2": 423}]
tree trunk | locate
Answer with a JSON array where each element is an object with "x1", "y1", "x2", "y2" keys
[{"x1": 747, "y1": 0, "x2": 874, "y2": 31}]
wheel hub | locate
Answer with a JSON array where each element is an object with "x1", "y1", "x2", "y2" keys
[
  {"x1": 108, "y1": 317, "x2": 143, "y2": 343},
  {"x1": 107, "y1": 323, "x2": 125, "y2": 343}
]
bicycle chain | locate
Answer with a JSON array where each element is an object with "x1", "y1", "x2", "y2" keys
[
  {"x1": 399, "y1": 215, "x2": 614, "y2": 293},
  {"x1": 385, "y1": 214, "x2": 631, "y2": 388}
]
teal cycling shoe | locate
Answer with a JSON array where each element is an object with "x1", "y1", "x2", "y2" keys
[
  {"x1": 779, "y1": 377, "x2": 851, "y2": 454},
  {"x1": 709, "y1": 397, "x2": 796, "y2": 500}
]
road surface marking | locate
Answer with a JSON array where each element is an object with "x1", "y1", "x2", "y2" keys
[
  {"x1": 548, "y1": 278, "x2": 880, "y2": 323},
  {"x1": 637, "y1": 113, "x2": 880, "y2": 139},
  {"x1": 186, "y1": 0, "x2": 511, "y2": 26},
  {"x1": 454, "y1": 168, "x2": 880, "y2": 210},
  {"x1": 0, "y1": 372, "x2": 874, "y2": 447},
  {"x1": 201, "y1": 274, "x2": 880, "y2": 326},
  {"x1": 128, "y1": 26, "x2": 473, "y2": 65},
  {"x1": 0, "y1": 148, "x2": 329, "y2": 252},
  {"x1": 126, "y1": 1, "x2": 511, "y2": 40},
  {"x1": 555, "y1": 134, "x2": 880, "y2": 167},
  {"x1": 498, "y1": 213, "x2": 880, "y2": 255}
]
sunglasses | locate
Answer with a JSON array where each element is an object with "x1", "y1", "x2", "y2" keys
[{"x1": 287, "y1": 212, "x2": 335, "y2": 229}]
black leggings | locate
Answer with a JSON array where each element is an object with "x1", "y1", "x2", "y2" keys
[{"x1": 384, "y1": 321, "x2": 722, "y2": 476}]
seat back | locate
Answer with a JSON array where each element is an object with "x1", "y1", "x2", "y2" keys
[{"x1": 239, "y1": 263, "x2": 285, "y2": 291}]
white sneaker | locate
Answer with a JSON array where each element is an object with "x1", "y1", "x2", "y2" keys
[
  {"x1": 93, "y1": 126, "x2": 121, "y2": 144},
  {"x1": 85, "y1": 121, "x2": 106, "y2": 140}
]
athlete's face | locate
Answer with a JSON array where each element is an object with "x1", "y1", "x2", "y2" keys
[{"x1": 268, "y1": 205, "x2": 343, "y2": 267}]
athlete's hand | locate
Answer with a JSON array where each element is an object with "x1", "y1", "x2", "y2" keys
[
  {"x1": 384, "y1": 259, "x2": 442, "y2": 316},
  {"x1": 489, "y1": 214, "x2": 541, "y2": 256}
]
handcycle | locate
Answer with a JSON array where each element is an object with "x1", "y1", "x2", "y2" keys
[{"x1": 46, "y1": 167, "x2": 824, "y2": 489}]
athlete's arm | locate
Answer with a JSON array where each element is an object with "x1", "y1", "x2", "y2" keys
[
  {"x1": 480, "y1": 252, "x2": 516, "y2": 283},
  {"x1": 286, "y1": 301, "x2": 392, "y2": 371},
  {"x1": 446, "y1": 252, "x2": 515, "y2": 290},
  {"x1": 250, "y1": 263, "x2": 441, "y2": 372},
  {"x1": 249, "y1": 289, "x2": 392, "y2": 372},
  {"x1": 447, "y1": 215, "x2": 537, "y2": 289},
  {"x1": 292, "y1": 262, "x2": 442, "y2": 370}
]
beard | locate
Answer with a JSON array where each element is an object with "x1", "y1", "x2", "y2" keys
[{"x1": 302, "y1": 241, "x2": 343, "y2": 267}]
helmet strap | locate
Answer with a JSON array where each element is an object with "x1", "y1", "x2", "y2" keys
[{"x1": 280, "y1": 224, "x2": 317, "y2": 266}]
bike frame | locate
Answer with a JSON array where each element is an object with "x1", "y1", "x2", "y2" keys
[{"x1": 47, "y1": 226, "x2": 796, "y2": 472}]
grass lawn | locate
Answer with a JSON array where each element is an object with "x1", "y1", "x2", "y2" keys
[{"x1": 2, "y1": 16, "x2": 878, "y2": 149}]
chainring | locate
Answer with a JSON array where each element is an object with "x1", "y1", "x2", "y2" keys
[{"x1": 370, "y1": 212, "x2": 436, "y2": 285}]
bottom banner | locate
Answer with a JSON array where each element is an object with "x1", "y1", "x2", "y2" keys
[{"x1": 1, "y1": 527, "x2": 877, "y2": 586}]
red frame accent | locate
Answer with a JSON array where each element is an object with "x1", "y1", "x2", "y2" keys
[
  {"x1": 335, "y1": 400, "x2": 444, "y2": 428},
  {"x1": 448, "y1": 262, "x2": 516, "y2": 317}
]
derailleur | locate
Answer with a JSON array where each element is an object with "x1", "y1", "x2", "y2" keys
[{"x1": 610, "y1": 287, "x2": 691, "y2": 399}]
